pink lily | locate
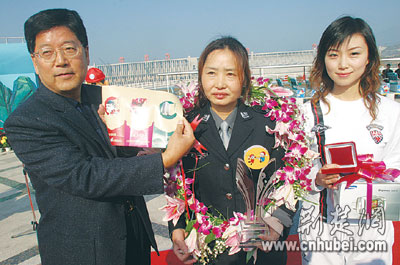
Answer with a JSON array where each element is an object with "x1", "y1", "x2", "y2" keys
[
  {"x1": 185, "y1": 229, "x2": 200, "y2": 257},
  {"x1": 160, "y1": 196, "x2": 185, "y2": 226},
  {"x1": 268, "y1": 184, "x2": 297, "y2": 211},
  {"x1": 229, "y1": 212, "x2": 245, "y2": 226},
  {"x1": 266, "y1": 86, "x2": 294, "y2": 97},
  {"x1": 222, "y1": 224, "x2": 241, "y2": 255},
  {"x1": 266, "y1": 121, "x2": 291, "y2": 148}
]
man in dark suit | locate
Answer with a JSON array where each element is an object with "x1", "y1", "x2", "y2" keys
[{"x1": 4, "y1": 8, "x2": 194, "y2": 265}]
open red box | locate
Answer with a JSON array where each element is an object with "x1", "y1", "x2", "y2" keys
[{"x1": 320, "y1": 141, "x2": 358, "y2": 174}]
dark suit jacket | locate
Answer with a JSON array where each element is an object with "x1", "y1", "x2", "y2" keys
[
  {"x1": 171, "y1": 102, "x2": 291, "y2": 265},
  {"x1": 5, "y1": 84, "x2": 164, "y2": 265}
]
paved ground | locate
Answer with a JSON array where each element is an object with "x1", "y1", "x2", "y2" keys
[{"x1": 0, "y1": 151, "x2": 172, "y2": 265}]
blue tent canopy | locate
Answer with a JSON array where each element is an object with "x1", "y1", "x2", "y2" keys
[{"x1": 0, "y1": 43, "x2": 34, "y2": 74}]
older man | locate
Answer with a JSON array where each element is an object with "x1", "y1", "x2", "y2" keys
[{"x1": 5, "y1": 8, "x2": 194, "y2": 265}]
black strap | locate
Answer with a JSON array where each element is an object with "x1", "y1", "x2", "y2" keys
[
  {"x1": 311, "y1": 101, "x2": 327, "y2": 164},
  {"x1": 310, "y1": 101, "x2": 328, "y2": 222}
]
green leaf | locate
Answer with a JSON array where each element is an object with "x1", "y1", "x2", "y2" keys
[
  {"x1": 213, "y1": 218, "x2": 225, "y2": 226},
  {"x1": 246, "y1": 249, "x2": 256, "y2": 263},
  {"x1": 185, "y1": 220, "x2": 196, "y2": 233},
  {"x1": 186, "y1": 162, "x2": 210, "y2": 173},
  {"x1": 264, "y1": 200, "x2": 276, "y2": 212},
  {"x1": 205, "y1": 233, "x2": 216, "y2": 244}
]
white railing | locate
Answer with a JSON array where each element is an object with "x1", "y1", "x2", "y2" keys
[
  {"x1": 0, "y1": 37, "x2": 25, "y2": 43},
  {"x1": 97, "y1": 50, "x2": 317, "y2": 87}
]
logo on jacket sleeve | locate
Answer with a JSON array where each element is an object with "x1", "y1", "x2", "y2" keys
[{"x1": 366, "y1": 124, "x2": 384, "y2": 144}]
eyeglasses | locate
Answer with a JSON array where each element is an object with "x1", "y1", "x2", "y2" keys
[{"x1": 33, "y1": 43, "x2": 82, "y2": 62}]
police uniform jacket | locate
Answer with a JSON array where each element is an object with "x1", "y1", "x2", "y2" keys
[{"x1": 172, "y1": 101, "x2": 293, "y2": 264}]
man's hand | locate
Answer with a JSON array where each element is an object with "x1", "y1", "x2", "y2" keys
[
  {"x1": 162, "y1": 118, "x2": 195, "y2": 168},
  {"x1": 98, "y1": 104, "x2": 194, "y2": 167},
  {"x1": 97, "y1": 104, "x2": 106, "y2": 124},
  {"x1": 316, "y1": 164, "x2": 340, "y2": 189},
  {"x1": 172, "y1": 229, "x2": 197, "y2": 264}
]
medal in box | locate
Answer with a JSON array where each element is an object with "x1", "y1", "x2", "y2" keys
[{"x1": 321, "y1": 141, "x2": 358, "y2": 174}]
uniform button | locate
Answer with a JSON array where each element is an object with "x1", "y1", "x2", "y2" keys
[
  {"x1": 224, "y1": 164, "x2": 230, "y2": 170},
  {"x1": 226, "y1": 193, "x2": 233, "y2": 200}
]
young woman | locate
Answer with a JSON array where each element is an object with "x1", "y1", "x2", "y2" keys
[
  {"x1": 299, "y1": 16, "x2": 400, "y2": 265},
  {"x1": 169, "y1": 37, "x2": 295, "y2": 265}
]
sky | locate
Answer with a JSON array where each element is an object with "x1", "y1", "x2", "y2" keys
[{"x1": 1, "y1": 0, "x2": 399, "y2": 66}]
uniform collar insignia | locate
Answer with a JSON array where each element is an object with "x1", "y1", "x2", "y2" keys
[
  {"x1": 202, "y1": 114, "x2": 210, "y2": 122},
  {"x1": 240, "y1": 111, "x2": 250, "y2": 119}
]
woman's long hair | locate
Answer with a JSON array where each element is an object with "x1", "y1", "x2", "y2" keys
[{"x1": 310, "y1": 16, "x2": 381, "y2": 120}]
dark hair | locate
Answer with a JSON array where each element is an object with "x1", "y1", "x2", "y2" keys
[
  {"x1": 24, "y1": 8, "x2": 88, "y2": 54},
  {"x1": 197, "y1": 36, "x2": 251, "y2": 108},
  {"x1": 310, "y1": 16, "x2": 380, "y2": 120}
]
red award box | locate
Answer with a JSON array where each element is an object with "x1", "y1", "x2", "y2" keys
[{"x1": 321, "y1": 142, "x2": 358, "y2": 174}]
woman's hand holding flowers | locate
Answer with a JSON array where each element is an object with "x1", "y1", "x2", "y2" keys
[{"x1": 172, "y1": 229, "x2": 197, "y2": 264}]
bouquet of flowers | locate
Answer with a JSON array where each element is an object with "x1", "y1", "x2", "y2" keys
[
  {"x1": 161, "y1": 77, "x2": 318, "y2": 264},
  {"x1": 248, "y1": 77, "x2": 318, "y2": 214}
]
